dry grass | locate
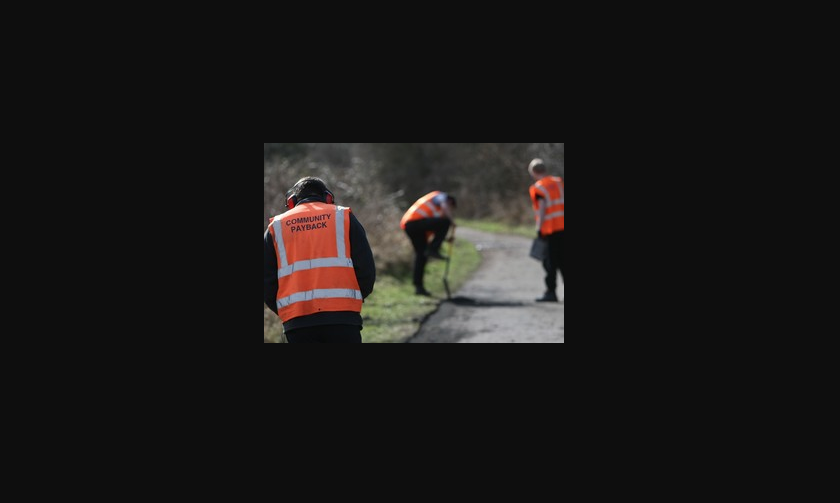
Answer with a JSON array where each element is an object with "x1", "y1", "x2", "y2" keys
[{"x1": 264, "y1": 306, "x2": 286, "y2": 343}]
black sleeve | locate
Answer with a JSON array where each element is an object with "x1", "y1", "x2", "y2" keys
[
  {"x1": 349, "y1": 213, "x2": 376, "y2": 299},
  {"x1": 264, "y1": 227, "x2": 279, "y2": 314}
]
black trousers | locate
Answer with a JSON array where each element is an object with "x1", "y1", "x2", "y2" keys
[
  {"x1": 285, "y1": 325, "x2": 362, "y2": 343},
  {"x1": 404, "y1": 218, "x2": 451, "y2": 289},
  {"x1": 543, "y1": 231, "x2": 564, "y2": 293}
]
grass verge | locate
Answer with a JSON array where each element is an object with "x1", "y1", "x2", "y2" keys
[
  {"x1": 459, "y1": 219, "x2": 534, "y2": 238},
  {"x1": 361, "y1": 238, "x2": 481, "y2": 343}
]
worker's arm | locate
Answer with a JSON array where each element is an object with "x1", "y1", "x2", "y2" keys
[
  {"x1": 536, "y1": 198, "x2": 546, "y2": 237},
  {"x1": 264, "y1": 228, "x2": 279, "y2": 314},
  {"x1": 433, "y1": 193, "x2": 456, "y2": 225},
  {"x1": 442, "y1": 201, "x2": 455, "y2": 224},
  {"x1": 349, "y1": 213, "x2": 376, "y2": 299}
]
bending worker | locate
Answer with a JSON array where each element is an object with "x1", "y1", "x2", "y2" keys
[{"x1": 400, "y1": 190, "x2": 457, "y2": 296}]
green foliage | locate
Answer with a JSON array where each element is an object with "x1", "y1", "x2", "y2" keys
[{"x1": 460, "y1": 219, "x2": 535, "y2": 238}]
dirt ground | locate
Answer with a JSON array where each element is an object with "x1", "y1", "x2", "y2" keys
[{"x1": 409, "y1": 227, "x2": 564, "y2": 343}]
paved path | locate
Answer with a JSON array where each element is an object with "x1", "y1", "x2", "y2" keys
[{"x1": 409, "y1": 228, "x2": 564, "y2": 343}]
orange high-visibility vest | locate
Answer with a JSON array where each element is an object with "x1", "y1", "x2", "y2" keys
[
  {"x1": 268, "y1": 202, "x2": 362, "y2": 322},
  {"x1": 400, "y1": 191, "x2": 445, "y2": 230},
  {"x1": 530, "y1": 176, "x2": 564, "y2": 234}
]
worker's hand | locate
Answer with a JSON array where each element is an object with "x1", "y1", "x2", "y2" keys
[
  {"x1": 446, "y1": 236, "x2": 455, "y2": 243},
  {"x1": 536, "y1": 230, "x2": 543, "y2": 239}
]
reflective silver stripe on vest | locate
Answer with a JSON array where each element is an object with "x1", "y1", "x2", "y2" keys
[
  {"x1": 425, "y1": 202, "x2": 442, "y2": 217},
  {"x1": 278, "y1": 257, "x2": 354, "y2": 279},
  {"x1": 272, "y1": 219, "x2": 289, "y2": 268},
  {"x1": 414, "y1": 202, "x2": 440, "y2": 220},
  {"x1": 336, "y1": 206, "x2": 347, "y2": 258},
  {"x1": 546, "y1": 210, "x2": 565, "y2": 220},
  {"x1": 276, "y1": 207, "x2": 354, "y2": 279},
  {"x1": 277, "y1": 288, "x2": 363, "y2": 309},
  {"x1": 538, "y1": 185, "x2": 564, "y2": 207}
]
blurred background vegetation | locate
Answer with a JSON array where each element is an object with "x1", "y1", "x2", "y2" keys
[{"x1": 264, "y1": 143, "x2": 564, "y2": 342}]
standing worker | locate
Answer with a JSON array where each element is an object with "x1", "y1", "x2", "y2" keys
[
  {"x1": 400, "y1": 191, "x2": 457, "y2": 296},
  {"x1": 528, "y1": 159, "x2": 564, "y2": 302},
  {"x1": 264, "y1": 177, "x2": 376, "y2": 343}
]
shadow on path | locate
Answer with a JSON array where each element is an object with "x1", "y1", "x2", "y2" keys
[{"x1": 445, "y1": 296, "x2": 527, "y2": 308}]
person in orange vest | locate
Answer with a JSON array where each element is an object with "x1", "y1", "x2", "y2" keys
[
  {"x1": 400, "y1": 191, "x2": 457, "y2": 296},
  {"x1": 528, "y1": 159, "x2": 564, "y2": 302},
  {"x1": 264, "y1": 177, "x2": 376, "y2": 343}
]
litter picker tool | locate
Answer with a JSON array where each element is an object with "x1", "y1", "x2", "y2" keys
[{"x1": 443, "y1": 226, "x2": 456, "y2": 300}]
